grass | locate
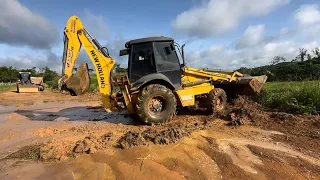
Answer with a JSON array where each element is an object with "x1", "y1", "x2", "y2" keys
[
  {"x1": 254, "y1": 80, "x2": 320, "y2": 115},
  {"x1": 0, "y1": 84, "x2": 16, "y2": 92},
  {"x1": 89, "y1": 74, "x2": 99, "y2": 92}
]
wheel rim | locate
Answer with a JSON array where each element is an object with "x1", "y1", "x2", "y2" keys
[
  {"x1": 216, "y1": 96, "x2": 224, "y2": 111},
  {"x1": 147, "y1": 96, "x2": 166, "y2": 115}
]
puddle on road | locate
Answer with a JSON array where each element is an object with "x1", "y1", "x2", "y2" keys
[
  {"x1": 0, "y1": 101, "x2": 134, "y2": 161},
  {"x1": 0, "y1": 105, "x2": 16, "y2": 114},
  {"x1": 12, "y1": 101, "x2": 133, "y2": 124}
]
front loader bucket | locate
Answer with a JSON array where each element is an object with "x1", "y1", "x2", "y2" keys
[
  {"x1": 65, "y1": 62, "x2": 91, "y2": 96},
  {"x1": 214, "y1": 75, "x2": 268, "y2": 96},
  {"x1": 17, "y1": 84, "x2": 39, "y2": 93}
]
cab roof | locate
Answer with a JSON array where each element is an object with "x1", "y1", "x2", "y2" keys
[{"x1": 125, "y1": 36, "x2": 173, "y2": 47}]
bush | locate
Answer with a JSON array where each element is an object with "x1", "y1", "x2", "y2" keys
[
  {"x1": 254, "y1": 81, "x2": 320, "y2": 115},
  {"x1": 46, "y1": 77, "x2": 59, "y2": 89},
  {"x1": 43, "y1": 66, "x2": 58, "y2": 82}
]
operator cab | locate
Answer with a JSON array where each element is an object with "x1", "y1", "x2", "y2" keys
[
  {"x1": 18, "y1": 72, "x2": 32, "y2": 84},
  {"x1": 120, "y1": 36, "x2": 185, "y2": 90}
]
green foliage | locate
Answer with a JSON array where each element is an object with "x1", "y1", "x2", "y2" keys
[
  {"x1": 0, "y1": 84, "x2": 16, "y2": 92},
  {"x1": 254, "y1": 81, "x2": 320, "y2": 115},
  {"x1": 238, "y1": 59, "x2": 320, "y2": 81},
  {"x1": 88, "y1": 74, "x2": 98, "y2": 92},
  {"x1": 42, "y1": 66, "x2": 58, "y2": 82},
  {"x1": 46, "y1": 77, "x2": 59, "y2": 89},
  {"x1": 114, "y1": 63, "x2": 127, "y2": 74},
  {"x1": 0, "y1": 66, "x2": 19, "y2": 82},
  {"x1": 0, "y1": 66, "x2": 57, "y2": 83}
]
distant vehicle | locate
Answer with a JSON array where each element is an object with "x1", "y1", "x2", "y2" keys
[{"x1": 16, "y1": 72, "x2": 45, "y2": 93}]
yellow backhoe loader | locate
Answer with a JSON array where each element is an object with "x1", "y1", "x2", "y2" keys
[{"x1": 59, "y1": 15, "x2": 267, "y2": 124}]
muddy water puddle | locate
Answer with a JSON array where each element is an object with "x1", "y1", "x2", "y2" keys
[
  {"x1": 0, "y1": 101, "x2": 134, "y2": 160},
  {"x1": 1, "y1": 127, "x2": 319, "y2": 180}
]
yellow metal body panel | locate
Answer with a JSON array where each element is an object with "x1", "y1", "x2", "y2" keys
[
  {"x1": 175, "y1": 83, "x2": 214, "y2": 106},
  {"x1": 174, "y1": 66, "x2": 246, "y2": 107},
  {"x1": 182, "y1": 67, "x2": 242, "y2": 84},
  {"x1": 62, "y1": 16, "x2": 115, "y2": 109},
  {"x1": 17, "y1": 85, "x2": 39, "y2": 93}
]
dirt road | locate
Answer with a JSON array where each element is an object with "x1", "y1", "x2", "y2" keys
[{"x1": 0, "y1": 91, "x2": 319, "y2": 180}]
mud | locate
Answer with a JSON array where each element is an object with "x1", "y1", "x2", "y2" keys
[
  {"x1": 5, "y1": 145, "x2": 41, "y2": 161},
  {"x1": 218, "y1": 95, "x2": 268, "y2": 126},
  {"x1": 0, "y1": 91, "x2": 320, "y2": 179},
  {"x1": 10, "y1": 118, "x2": 213, "y2": 161},
  {"x1": 118, "y1": 127, "x2": 191, "y2": 149}
]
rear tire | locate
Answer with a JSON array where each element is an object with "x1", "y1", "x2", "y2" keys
[
  {"x1": 136, "y1": 84, "x2": 176, "y2": 125},
  {"x1": 39, "y1": 85, "x2": 45, "y2": 91},
  {"x1": 207, "y1": 88, "x2": 227, "y2": 115}
]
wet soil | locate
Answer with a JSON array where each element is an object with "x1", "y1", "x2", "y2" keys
[{"x1": 0, "y1": 91, "x2": 319, "y2": 179}]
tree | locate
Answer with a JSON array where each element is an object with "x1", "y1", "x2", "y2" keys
[
  {"x1": 307, "y1": 54, "x2": 312, "y2": 61},
  {"x1": 270, "y1": 56, "x2": 286, "y2": 65},
  {"x1": 43, "y1": 66, "x2": 58, "y2": 82},
  {"x1": 115, "y1": 63, "x2": 120, "y2": 71},
  {"x1": 89, "y1": 68, "x2": 94, "y2": 73},
  {"x1": 298, "y1": 48, "x2": 308, "y2": 62},
  {"x1": 313, "y1": 48, "x2": 320, "y2": 61}
]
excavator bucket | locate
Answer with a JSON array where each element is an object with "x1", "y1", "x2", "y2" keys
[
  {"x1": 214, "y1": 75, "x2": 268, "y2": 96},
  {"x1": 65, "y1": 62, "x2": 91, "y2": 96}
]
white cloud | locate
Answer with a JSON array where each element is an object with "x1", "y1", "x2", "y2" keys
[
  {"x1": 83, "y1": 9, "x2": 108, "y2": 40},
  {"x1": 292, "y1": 4, "x2": 320, "y2": 40},
  {"x1": 0, "y1": 0, "x2": 58, "y2": 49},
  {"x1": 235, "y1": 25, "x2": 265, "y2": 49},
  {"x1": 280, "y1": 27, "x2": 289, "y2": 35},
  {"x1": 301, "y1": 41, "x2": 320, "y2": 52},
  {"x1": 172, "y1": 0, "x2": 290, "y2": 37},
  {"x1": 0, "y1": 50, "x2": 61, "y2": 72},
  {"x1": 185, "y1": 40, "x2": 320, "y2": 70},
  {"x1": 182, "y1": 3, "x2": 320, "y2": 70},
  {"x1": 294, "y1": 4, "x2": 320, "y2": 26}
]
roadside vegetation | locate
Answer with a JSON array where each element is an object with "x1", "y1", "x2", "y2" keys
[
  {"x1": 254, "y1": 81, "x2": 320, "y2": 115},
  {"x1": 238, "y1": 47, "x2": 320, "y2": 115},
  {"x1": 0, "y1": 84, "x2": 16, "y2": 92}
]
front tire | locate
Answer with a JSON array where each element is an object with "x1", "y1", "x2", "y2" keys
[{"x1": 136, "y1": 84, "x2": 176, "y2": 125}]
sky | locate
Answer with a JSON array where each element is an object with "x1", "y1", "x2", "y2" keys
[{"x1": 0, "y1": 0, "x2": 320, "y2": 73}]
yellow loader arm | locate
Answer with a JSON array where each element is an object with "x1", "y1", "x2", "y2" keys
[{"x1": 60, "y1": 15, "x2": 115, "y2": 109}]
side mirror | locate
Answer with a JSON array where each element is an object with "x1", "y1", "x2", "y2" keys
[{"x1": 181, "y1": 44, "x2": 186, "y2": 65}]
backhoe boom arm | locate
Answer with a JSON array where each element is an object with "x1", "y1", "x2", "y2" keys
[{"x1": 61, "y1": 15, "x2": 115, "y2": 109}]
